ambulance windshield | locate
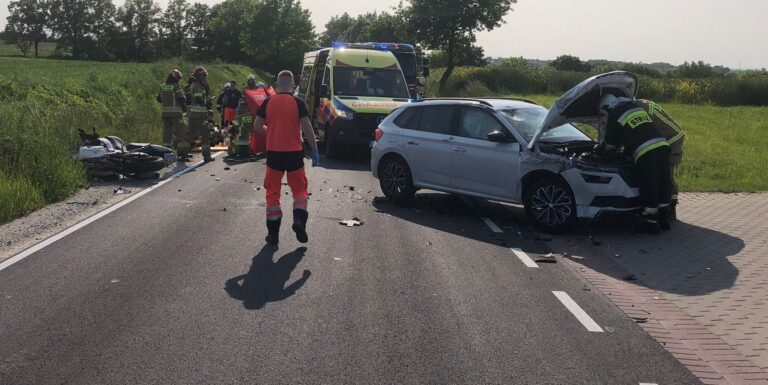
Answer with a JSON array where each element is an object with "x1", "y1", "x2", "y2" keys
[{"x1": 333, "y1": 67, "x2": 410, "y2": 99}]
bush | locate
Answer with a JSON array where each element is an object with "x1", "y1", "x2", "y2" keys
[{"x1": 430, "y1": 62, "x2": 768, "y2": 106}]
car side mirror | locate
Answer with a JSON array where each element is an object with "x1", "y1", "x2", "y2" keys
[
  {"x1": 422, "y1": 66, "x2": 430, "y2": 77},
  {"x1": 487, "y1": 130, "x2": 512, "y2": 143}
]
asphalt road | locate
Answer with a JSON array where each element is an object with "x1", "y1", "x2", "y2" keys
[{"x1": 0, "y1": 152, "x2": 701, "y2": 385}]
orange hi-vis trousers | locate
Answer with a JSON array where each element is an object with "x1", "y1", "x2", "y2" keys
[{"x1": 264, "y1": 166, "x2": 308, "y2": 221}]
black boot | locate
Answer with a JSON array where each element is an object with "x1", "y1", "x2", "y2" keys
[
  {"x1": 265, "y1": 218, "x2": 281, "y2": 245},
  {"x1": 636, "y1": 212, "x2": 661, "y2": 235},
  {"x1": 659, "y1": 207, "x2": 671, "y2": 231},
  {"x1": 669, "y1": 201, "x2": 678, "y2": 221},
  {"x1": 292, "y1": 209, "x2": 309, "y2": 244}
]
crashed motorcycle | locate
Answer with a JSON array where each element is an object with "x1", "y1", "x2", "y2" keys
[{"x1": 76, "y1": 128, "x2": 176, "y2": 179}]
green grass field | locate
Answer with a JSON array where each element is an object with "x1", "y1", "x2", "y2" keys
[
  {"x1": 0, "y1": 42, "x2": 57, "y2": 58},
  {"x1": 0, "y1": 57, "x2": 264, "y2": 224},
  {"x1": 513, "y1": 94, "x2": 768, "y2": 193}
]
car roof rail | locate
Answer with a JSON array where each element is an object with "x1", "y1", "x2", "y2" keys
[
  {"x1": 481, "y1": 97, "x2": 540, "y2": 105},
  {"x1": 416, "y1": 98, "x2": 493, "y2": 107}
]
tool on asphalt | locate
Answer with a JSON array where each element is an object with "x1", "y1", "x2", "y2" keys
[
  {"x1": 599, "y1": 91, "x2": 672, "y2": 234},
  {"x1": 252, "y1": 70, "x2": 319, "y2": 245}
]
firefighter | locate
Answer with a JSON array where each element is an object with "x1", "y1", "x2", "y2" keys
[
  {"x1": 230, "y1": 97, "x2": 253, "y2": 158},
  {"x1": 223, "y1": 79, "x2": 242, "y2": 128},
  {"x1": 599, "y1": 93, "x2": 672, "y2": 234},
  {"x1": 244, "y1": 74, "x2": 258, "y2": 90},
  {"x1": 216, "y1": 82, "x2": 231, "y2": 129},
  {"x1": 185, "y1": 66, "x2": 214, "y2": 162},
  {"x1": 156, "y1": 69, "x2": 187, "y2": 160},
  {"x1": 637, "y1": 99, "x2": 685, "y2": 221},
  {"x1": 252, "y1": 70, "x2": 320, "y2": 245}
]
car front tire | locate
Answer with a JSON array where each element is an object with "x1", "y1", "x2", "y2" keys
[
  {"x1": 524, "y1": 177, "x2": 577, "y2": 233},
  {"x1": 378, "y1": 155, "x2": 416, "y2": 205}
]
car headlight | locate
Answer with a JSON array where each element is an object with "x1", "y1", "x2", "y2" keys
[
  {"x1": 581, "y1": 173, "x2": 613, "y2": 184},
  {"x1": 335, "y1": 109, "x2": 354, "y2": 120}
]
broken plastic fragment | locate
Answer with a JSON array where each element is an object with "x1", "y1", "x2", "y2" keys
[
  {"x1": 224, "y1": 167, "x2": 231, "y2": 170},
  {"x1": 339, "y1": 218, "x2": 363, "y2": 227},
  {"x1": 622, "y1": 274, "x2": 637, "y2": 281},
  {"x1": 535, "y1": 253, "x2": 557, "y2": 263}
]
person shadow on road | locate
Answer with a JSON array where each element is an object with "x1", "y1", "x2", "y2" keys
[{"x1": 225, "y1": 246, "x2": 311, "y2": 310}]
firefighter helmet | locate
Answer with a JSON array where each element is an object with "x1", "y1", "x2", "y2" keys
[
  {"x1": 193, "y1": 66, "x2": 208, "y2": 80},
  {"x1": 169, "y1": 69, "x2": 182, "y2": 81}
]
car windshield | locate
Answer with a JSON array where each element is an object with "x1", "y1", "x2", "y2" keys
[
  {"x1": 333, "y1": 67, "x2": 410, "y2": 98},
  {"x1": 498, "y1": 107, "x2": 592, "y2": 143}
]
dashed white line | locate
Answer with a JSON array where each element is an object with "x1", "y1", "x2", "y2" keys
[
  {"x1": 511, "y1": 248, "x2": 538, "y2": 268},
  {"x1": 0, "y1": 152, "x2": 224, "y2": 273},
  {"x1": 552, "y1": 291, "x2": 604, "y2": 332},
  {"x1": 482, "y1": 217, "x2": 503, "y2": 233}
]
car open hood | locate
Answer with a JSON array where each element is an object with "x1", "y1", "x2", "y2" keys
[{"x1": 528, "y1": 71, "x2": 637, "y2": 150}]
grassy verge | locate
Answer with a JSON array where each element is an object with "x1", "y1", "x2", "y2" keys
[
  {"x1": 0, "y1": 42, "x2": 57, "y2": 58},
  {"x1": 0, "y1": 57, "x2": 264, "y2": 224},
  {"x1": 510, "y1": 94, "x2": 768, "y2": 193}
]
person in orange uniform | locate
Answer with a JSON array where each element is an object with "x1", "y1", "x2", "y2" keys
[{"x1": 253, "y1": 70, "x2": 319, "y2": 245}]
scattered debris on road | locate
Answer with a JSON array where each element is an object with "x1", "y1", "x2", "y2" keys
[
  {"x1": 113, "y1": 187, "x2": 131, "y2": 195},
  {"x1": 372, "y1": 196, "x2": 388, "y2": 204},
  {"x1": 535, "y1": 253, "x2": 557, "y2": 263},
  {"x1": 339, "y1": 218, "x2": 364, "y2": 227},
  {"x1": 622, "y1": 274, "x2": 638, "y2": 281},
  {"x1": 224, "y1": 167, "x2": 230, "y2": 170},
  {"x1": 631, "y1": 316, "x2": 649, "y2": 323}
]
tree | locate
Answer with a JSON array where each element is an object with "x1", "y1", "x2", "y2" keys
[
  {"x1": 549, "y1": 55, "x2": 592, "y2": 72},
  {"x1": 428, "y1": 42, "x2": 486, "y2": 68},
  {"x1": 159, "y1": 0, "x2": 189, "y2": 57},
  {"x1": 408, "y1": 0, "x2": 516, "y2": 94},
  {"x1": 116, "y1": 0, "x2": 161, "y2": 61},
  {"x1": 320, "y1": 12, "x2": 354, "y2": 46},
  {"x1": 89, "y1": 0, "x2": 117, "y2": 60},
  {"x1": 241, "y1": 0, "x2": 315, "y2": 75},
  {"x1": 49, "y1": 0, "x2": 101, "y2": 59},
  {"x1": 207, "y1": 0, "x2": 253, "y2": 64},
  {"x1": 186, "y1": 2, "x2": 210, "y2": 58},
  {"x1": 674, "y1": 61, "x2": 721, "y2": 78},
  {"x1": 5, "y1": 0, "x2": 49, "y2": 58}
]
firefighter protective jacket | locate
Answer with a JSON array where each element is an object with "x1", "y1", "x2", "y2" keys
[
  {"x1": 637, "y1": 99, "x2": 684, "y2": 158},
  {"x1": 157, "y1": 82, "x2": 186, "y2": 117},
  {"x1": 605, "y1": 100, "x2": 669, "y2": 163}
]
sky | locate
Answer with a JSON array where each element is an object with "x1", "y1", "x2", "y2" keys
[{"x1": 1, "y1": 0, "x2": 765, "y2": 69}]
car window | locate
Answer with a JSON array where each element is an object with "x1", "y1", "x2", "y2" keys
[
  {"x1": 417, "y1": 106, "x2": 454, "y2": 134},
  {"x1": 393, "y1": 107, "x2": 419, "y2": 129},
  {"x1": 459, "y1": 107, "x2": 505, "y2": 140}
]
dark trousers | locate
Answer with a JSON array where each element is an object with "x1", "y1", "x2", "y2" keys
[{"x1": 636, "y1": 146, "x2": 672, "y2": 211}]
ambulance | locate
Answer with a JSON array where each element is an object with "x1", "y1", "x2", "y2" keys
[{"x1": 297, "y1": 44, "x2": 412, "y2": 157}]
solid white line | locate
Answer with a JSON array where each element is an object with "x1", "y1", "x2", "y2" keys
[
  {"x1": 639, "y1": 383, "x2": 658, "y2": 385},
  {"x1": 511, "y1": 248, "x2": 538, "y2": 268},
  {"x1": 482, "y1": 218, "x2": 503, "y2": 233},
  {"x1": 552, "y1": 291, "x2": 604, "y2": 333},
  {"x1": 0, "y1": 152, "x2": 224, "y2": 272}
]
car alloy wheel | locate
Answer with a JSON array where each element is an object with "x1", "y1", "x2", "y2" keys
[
  {"x1": 530, "y1": 184, "x2": 573, "y2": 227},
  {"x1": 381, "y1": 160, "x2": 409, "y2": 197}
]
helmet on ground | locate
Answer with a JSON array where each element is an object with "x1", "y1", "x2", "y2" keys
[
  {"x1": 193, "y1": 66, "x2": 208, "y2": 80},
  {"x1": 169, "y1": 69, "x2": 182, "y2": 81}
]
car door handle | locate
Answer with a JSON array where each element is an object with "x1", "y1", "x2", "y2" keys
[
  {"x1": 453, "y1": 147, "x2": 466, "y2": 153},
  {"x1": 407, "y1": 141, "x2": 419, "y2": 146}
]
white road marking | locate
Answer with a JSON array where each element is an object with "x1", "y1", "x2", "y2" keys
[
  {"x1": 482, "y1": 218, "x2": 503, "y2": 233},
  {"x1": 639, "y1": 383, "x2": 658, "y2": 385},
  {"x1": 552, "y1": 291, "x2": 604, "y2": 332},
  {"x1": 511, "y1": 248, "x2": 538, "y2": 268},
  {"x1": 0, "y1": 152, "x2": 224, "y2": 273}
]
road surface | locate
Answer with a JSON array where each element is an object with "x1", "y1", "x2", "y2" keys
[{"x1": 0, "y1": 153, "x2": 700, "y2": 385}]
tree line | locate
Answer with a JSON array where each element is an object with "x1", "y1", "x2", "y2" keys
[{"x1": 4, "y1": 0, "x2": 517, "y2": 92}]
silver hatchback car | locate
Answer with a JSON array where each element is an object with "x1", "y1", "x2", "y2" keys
[{"x1": 370, "y1": 72, "x2": 644, "y2": 232}]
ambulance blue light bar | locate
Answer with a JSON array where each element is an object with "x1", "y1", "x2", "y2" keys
[{"x1": 331, "y1": 42, "x2": 415, "y2": 52}]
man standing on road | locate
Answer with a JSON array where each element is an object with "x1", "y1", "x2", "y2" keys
[
  {"x1": 252, "y1": 70, "x2": 320, "y2": 245},
  {"x1": 637, "y1": 99, "x2": 685, "y2": 220},
  {"x1": 599, "y1": 93, "x2": 672, "y2": 234},
  {"x1": 156, "y1": 69, "x2": 186, "y2": 159},
  {"x1": 185, "y1": 66, "x2": 214, "y2": 162}
]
